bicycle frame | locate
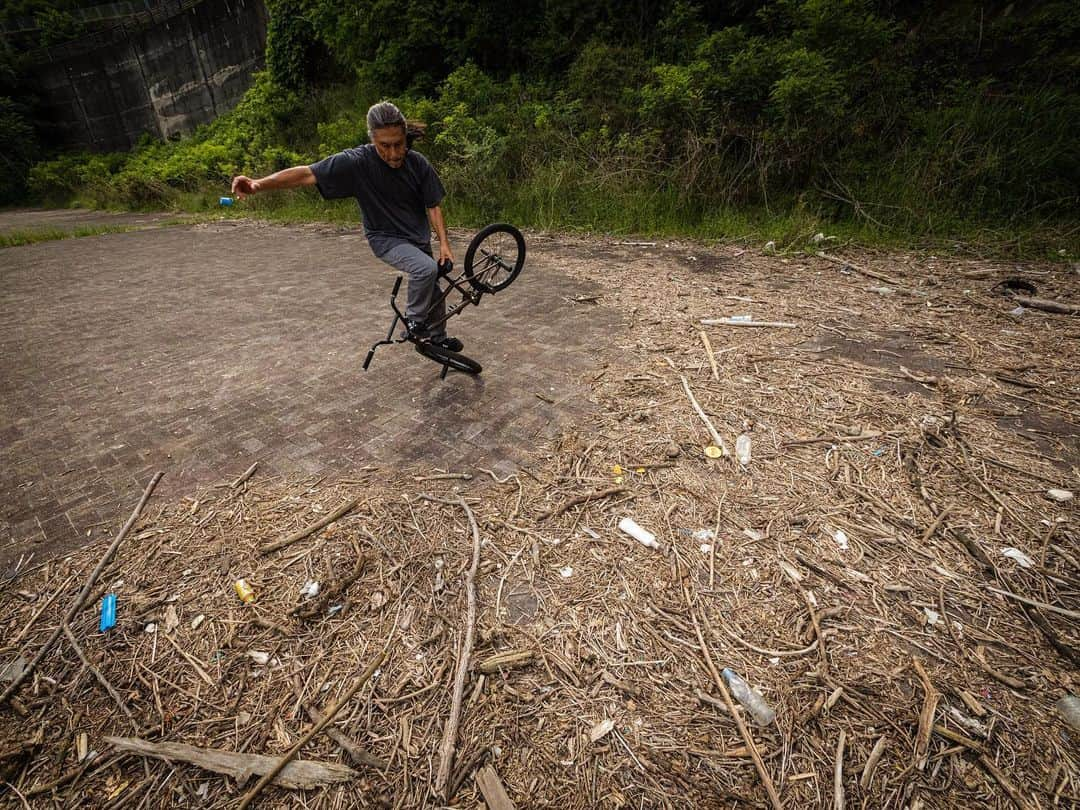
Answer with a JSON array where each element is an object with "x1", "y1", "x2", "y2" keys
[{"x1": 362, "y1": 262, "x2": 486, "y2": 371}]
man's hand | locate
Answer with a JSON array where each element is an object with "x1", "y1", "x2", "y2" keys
[
  {"x1": 231, "y1": 175, "x2": 259, "y2": 199},
  {"x1": 438, "y1": 243, "x2": 455, "y2": 267}
]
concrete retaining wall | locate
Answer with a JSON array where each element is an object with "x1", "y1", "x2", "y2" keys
[{"x1": 32, "y1": 0, "x2": 267, "y2": 151}]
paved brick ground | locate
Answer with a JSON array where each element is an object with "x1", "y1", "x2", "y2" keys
[{"x1": 0, "y1": 218, "x2": 619, "y2": 574}]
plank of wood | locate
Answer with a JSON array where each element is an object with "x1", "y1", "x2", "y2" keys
[
  {"x1": 104, "y1": 736, "x2": 356, "y2": 789},
  {"x1": 475, "y1": 764, "x2": 517, "y2": 810}
]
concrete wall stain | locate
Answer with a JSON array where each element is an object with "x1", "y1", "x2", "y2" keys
[{"x1": 32, "y1": 0, "x2": 267, "y2": 151}]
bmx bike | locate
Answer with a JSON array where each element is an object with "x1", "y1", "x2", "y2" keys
[{"x1": 363, "y1": 223, "x2": 526, "y2": 378}]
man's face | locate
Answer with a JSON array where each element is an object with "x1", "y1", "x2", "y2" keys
[{"x1": 372, "y1": 126, "x2": 407, "y2": 169}]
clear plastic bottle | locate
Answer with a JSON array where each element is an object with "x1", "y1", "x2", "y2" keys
[
  {"x1": 736, "y1": 433, "x2": 752, "y2": 466},
  {"x1": 722, "y1": 668, "x2": 776, "y2": 726}
]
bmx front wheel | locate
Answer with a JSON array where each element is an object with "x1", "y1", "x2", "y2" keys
[
  {"x1": 415, "y1": 341, "x2": 482, "y2": 375},
  {"x1": 464, "y1": 223, "x2": 526, "y2": 294}
]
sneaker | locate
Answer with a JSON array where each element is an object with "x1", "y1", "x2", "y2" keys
[
  {"x1": 431, "y1": 335, "x2": 464, "y2": 352},
  {"x1": 401, "y1": 318, "x2": 430, "y2": 340}
]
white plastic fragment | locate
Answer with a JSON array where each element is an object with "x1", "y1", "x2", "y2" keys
[
  {"x1": 700, "y1": 544, "x2": 713, "y2": 554},
  {"x1": 300, "y1": 580, "x2": 320, "y2": 599},
  {"x1": 692, "y1": 528, "x2": 716, "y2": 542},
  {"x1": 831, "y1": 528, "x2": 850, "y2": 551},
  {"x1": 247, "y1": 651, "x2": 270, "y2": 665},
  {"x1": 923, "y1": 608, "x2": 940, "y2": 626},
  {"x1": 1001, "y1": 547, "x2": 1034, "y2": 568},
  {"x1": 1046, "y1": 488, "x2": 1073, "y2": 503},
  {"x1": 560, "y1": 566, "x2": 574, "y2": 578},
  {"x1": 619, "y1": 517, "x2": 659, "y2": 549}
]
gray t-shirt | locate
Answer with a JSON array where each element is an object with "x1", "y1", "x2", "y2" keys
[{"x1": 309, "y1": 144, "x2": 445, "y2": 258}]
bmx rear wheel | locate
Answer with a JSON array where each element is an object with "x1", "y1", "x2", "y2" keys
[
  {"x1": 415, "y1": 341, "x2": 482, "y2": 375},
  {"x1": 464, "y1": 223, "x2": 526, "y2": 294}
]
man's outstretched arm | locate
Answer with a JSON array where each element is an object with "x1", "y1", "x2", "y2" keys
[{"x1": 231, "y1": 165, "x2": 316, "y2": 199}]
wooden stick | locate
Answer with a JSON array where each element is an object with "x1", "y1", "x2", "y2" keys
[
  {"x1": 679, "y1": 375, "x2": 730, "y2": 456},
  {"x1": 834, "y1": 729, "x2": 846, "y2": 810},
  {"x1": 231, "y1": 461, "x2": 259, "y2": 488},
  {"x1": 920, "y1": 506, "x2": 952, "y2": 544},
  {"x1": 978, "y1": 753, "x2": 1035, "y2": 810},
  {"x1": 300, "y1": 699, "x2": 386, "y2": 770},
  {"x1": 1009, "y1": 294, "x2": 1078, "y2": 315},
  {"x1": 681, "y1": 578, "x2": 781, "y2": 809},
  {"x1": 435, "y1": 495, "x2": 482, "y2": 799},
  {"x1": 700, "y1": 318, "x2": 798, "y2": 328},
  {"x1": 815, "y1": 251, "x2": 902, "y2": 285},
  {"x1": 261, "y1": 497, "x2": 359, "y2": 555},
  {"x1": 911, "y1": 658, "x2": 938, "y2": 771},
  {"x1": 9, "y1": 574, "x2": 75, "y2": 649},
  {"x1": 699, "y1": 330, "x2": 719, "y2": 380},
  {"x1": 860, "y1": 736, "x2": 886, "y2": 790},
  {"x1": 986, "y1": 586, "x2": 1080, "y2": 620},
  {"x1": 106, "y1": 737, "x2": 356, "y2": 789},
  {"x1": 237, "y1": 647, "x2": 387, "y2": 808},
  {"x1": 475, "y1": 764, "x2": 517, "y2": 809},
  {"x1": 536, "y1": 486, "x2": 626, "y2": 521},
  {"x1": 61, "y1": 622, "x2": 139, "y2": 731},
  {"x1": 2, "y1": 472, "x2": 163, "y2": 704}
]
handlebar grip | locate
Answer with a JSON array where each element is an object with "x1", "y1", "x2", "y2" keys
[{"x1": 437, "y1": 259, "x2": 453, "y2": 277}]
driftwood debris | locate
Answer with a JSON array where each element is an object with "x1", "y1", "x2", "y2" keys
[
  {"x1": 1, "y1": 472, "x2": 163, "y2": 704},
  {"x1": 1009, "y1": 294, "x2": 1079, "y2": 315},
  {"x1": 475, "y1": 764, "x2": 518, "y2": 810},
  {"x1": 261, "y1": 497, "x2": 359, "y2": 554},
  {"x1": 104, "y1": 736, "x2": 356, "y2": 789}
]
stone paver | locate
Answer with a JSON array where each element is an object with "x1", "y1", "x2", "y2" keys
[{"x1": 0, "y1": 219, "x2": 618, "y2": 574}]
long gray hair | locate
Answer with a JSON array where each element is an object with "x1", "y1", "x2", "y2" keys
[{"x1": 366, "y1": 101, "x2": 426, "y2": 146}]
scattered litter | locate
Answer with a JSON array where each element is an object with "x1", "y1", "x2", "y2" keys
[
  {"x1": 234, "y1": 579, "x2": 255, "y2": 603},
  {"x1": 743, "y1": 528, "x2": 764, "y2": 542},
  {"x1": 1001, "y1": 547, "x2": 1034, "y2": 568},
  {"x1": 1009, "y1": 306, "x2": 1025, "y2": 316},
  {"x1": 1046, "y1": 488, "x2": 1073, "y2": 503},
  {"x1": 699, "y1": 544, "x2": 712, "y2": 554},
  {"x1": 764, "y1": 240, "x2": 776, "y2": 251},
  {"x1": 99, "y1": 593, "x2": 117, "y2": 633},
  {"x1": 721, "y1": 668, "x2": 776, "y2": 726},
  {"x1": 735, "y1": 433, "x2": 752, "y2": 466},
  {"x1": 922, "y1": 608, "x2": 940, "y2": 626},
  {"x1": 300, "y1": 581, "x2": 320, "y2": 599},
  {"x1": 869, "y1": 286, "x2": 894, "y2": 295},
  {"x1": 559, "y1": 566, "x2": 574, "y2": 578},
  {"x1": 327, "y1": 605, "x2": 344, "y2": 617},
  {"x1": 190, "y1": 614, "x2": 205, "y2": 630},
  {"x1": 619, "y1": 517, "x2": 659, "y2": 549},
  {"x1": 691, "y1": 528, "x2": 716, "y2": 542},
  {"x1": 144, "y1": 623, "x2": 157, "y2": 634},
  {"x1": 704, "y1": 445, "x2": 724, "y2": 459},
  {"x1": 830, "y1": 528, "x2": 850, "y2": 551},
  {"x1": 247, "y1": 651, "x2": 270, "y2": 666}
]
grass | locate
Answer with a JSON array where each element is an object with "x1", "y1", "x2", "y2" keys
[{"x1": 0, "y1": 224, "x2": 143, "y2": 248}]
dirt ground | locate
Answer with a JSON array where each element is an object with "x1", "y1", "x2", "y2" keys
[{"x1": 0, "y1": 212, "x2": 1077, "y2": 808}]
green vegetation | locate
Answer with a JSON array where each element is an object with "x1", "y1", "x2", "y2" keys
[
  {"x1": 10, "y1": 1, "x2": 1080, "y2": 255},
  {"x1": 0, "y1": 223, "x2": 138, "y2": 248}
]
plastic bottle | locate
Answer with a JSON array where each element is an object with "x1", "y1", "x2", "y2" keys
[
  {"x1": 98, "y1": 593, "x2": 117, "y2": 632},
  {"x1": 618, "y1": 517, "x2": 659, "y2": 549},
  {"x1": 722, "y1": 668, "x2": 776, "y2": 726},
  {"x1": 736, "y1": 433, "x2": 752, "y2": 466},
  {"x1": 1056, "y1": 695, "x2": 1080, "y2": 733}
]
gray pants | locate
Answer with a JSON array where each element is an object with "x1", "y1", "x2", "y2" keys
[{"x1": 381, "y1": 242, "x2": 447, "y2": 340}]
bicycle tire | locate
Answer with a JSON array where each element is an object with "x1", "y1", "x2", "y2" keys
[
  {"x1": 415, "y1": 341, "x2": 483, "y2": 374},
  {"x1": 463, "y1": 223, "x2": 526, "y2": 294}
]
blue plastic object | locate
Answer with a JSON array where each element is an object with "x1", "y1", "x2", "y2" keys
[
  {"x1": 219, "y1": 196, "x2": 234, "y2": 206},
  {"x1": 99, "y1": 593, "x2": 117, "y2": 632}
]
